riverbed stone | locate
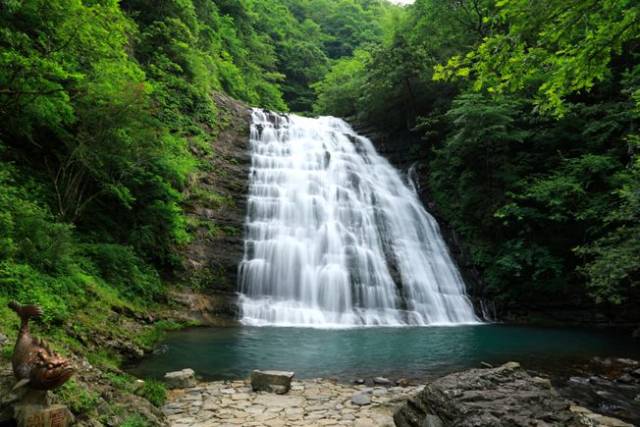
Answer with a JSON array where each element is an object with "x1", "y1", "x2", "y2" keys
[
  {"x1": 164, "y1": 368, "x2": 196, "y2": 389},
  {"x1": 373, "y1": 376, "x2": 391, "y2": 385},
  {"x1": 251, "y1": 370, "x2": 294, "y2": 394},
  {"x1": 351, "y1": 393, "x2": 371, "y2": 406}
]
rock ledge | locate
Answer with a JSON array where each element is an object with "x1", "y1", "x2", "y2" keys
[{"x1": 394, "y1": 361, "x2": 632, "y2": 427}]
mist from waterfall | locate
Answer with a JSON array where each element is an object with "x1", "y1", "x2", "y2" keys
[{"x1": 238, "y1": 109, "x2": 479, "y2": 327}]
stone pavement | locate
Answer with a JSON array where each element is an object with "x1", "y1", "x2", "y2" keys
[{"x1": 162, "y1": 378, "x2": 422, "y2": 426}]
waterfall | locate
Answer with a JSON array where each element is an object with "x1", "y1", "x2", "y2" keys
[{"x1": 238, "y1": 109, "x2": 479, "y2": 327}]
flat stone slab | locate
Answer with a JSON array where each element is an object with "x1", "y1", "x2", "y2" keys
[
  {"x1": 351, "y1": 392, "x2": 371, "y2": 406},
  {"x1": 251, "y1": 370, "x2": 295, "y2": 394},
  {"x1": 163, "y1": 378, "x2": 419, "y2": 426},
  {"x1": 164, "y1": 368, "x2": 196, "y2": 389}
]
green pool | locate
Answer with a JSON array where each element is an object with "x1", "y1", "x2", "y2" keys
[{"x1": 130, "y1": 324, "x2": 640, "y2": 381}]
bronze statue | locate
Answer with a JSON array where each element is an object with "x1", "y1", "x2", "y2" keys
[{"x1": 8, "y1": 302, "x2": 75, "y2": 391}]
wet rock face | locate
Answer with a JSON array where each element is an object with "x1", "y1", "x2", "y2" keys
[
  {"x1": 394, "y1": 362, "x2": 586, "y2": 427},
  {"x1": 179, "y1": 92, "x2": 251, "y2": 297},
  {"x1": 556, "y1": 357, "x2": 640, "y2": 424}
]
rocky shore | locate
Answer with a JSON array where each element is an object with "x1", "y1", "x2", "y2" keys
[
  {"x1": 162, "y1": 378, "x2": 422, "y2": 427},
  {"x1": 161, "y1": 361, "x2": 639, "y2": 427},
  {"x1": 394, "y1": 361, "x2": 634, "y2": 427}
]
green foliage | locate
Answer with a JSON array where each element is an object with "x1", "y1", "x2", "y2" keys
[
  {"x1": 121, "y1": 415, "x2": 150, "y2": 427},
  {"x1": 576, "y1": 135, "x2": 640, "y2": 304},
  {"x1": 56, "y1": 380, "x2": 100, "y2": 414},
  {"x1": 435, "y1": 0, "x2": 640, "y2": 116},
  {"x1": 83, "y1": 244, "x2": 163, "y2": 300},
  {"x1": 140, "y1": 380, "x2": 167, "y2": 407},
  {"x1": 136, "y1": 319, "x2": 189, "y2": 349},
  {"x1": 313, "y1": 50, "x2": 369, "y2": 117}
]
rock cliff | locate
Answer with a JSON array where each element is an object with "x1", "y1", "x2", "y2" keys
[{"x1": 176, "y1": 93, "x2": 252, "y2": 321}]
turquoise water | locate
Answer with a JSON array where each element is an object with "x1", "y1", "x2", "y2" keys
[{"x1": 131, "y1": 325, "x2": 640, "y2": 381}]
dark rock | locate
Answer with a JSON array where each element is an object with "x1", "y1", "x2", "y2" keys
[
  {"x1": 168, "y1": 289, "x2": 238, "y2": 326},
  {"x1": 616, "y1": 359, "x2": 639, "y2": 368},
  {"x1": 396, "y1": 378, "x2": 411, "y2": 387},
  {"x1": 373, "y1": 376, "x2": 392, "y2": 385},
  {"x1": 394, "y1": 361, "x2": 587, "y2": 427},
  {"x1": 424, "y1": 414, "x2": 444, "y2": 427},
  {"x1": 570, "y1": 405, "x2": 634, "y2": 427},
  {"x1": 164, "y1": 368, "x2": 196, "y2": 389},
  {"x1": 351, "y1": 392, "x2": 371, "y2": 406},
  {"x1": 616, "y1": 374, "x2": 635, "y2": 384},
  {"x1": 250, "y1": 370, "x2": 294, "y2": 394},
  {"x1": 480, "y1": 361, "x2": 493, "y2": 368},
  {"x1": 353, "y1": 378, "x2": 365, "y2": 385},
  {"x1": 178, "y1": 92, "x2": 251, "y2": 298}
]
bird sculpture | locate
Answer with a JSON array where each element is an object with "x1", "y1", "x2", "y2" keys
[{"x1": 8, "y1": 301, "x2": 75, "y2": 391}]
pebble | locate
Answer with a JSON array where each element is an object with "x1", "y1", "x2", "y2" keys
[
  {"x1": 163, "y1": 378, "x2": 418, "y2": 426},
  {"x1": 350, "y1": 393, "x2": 371, "y2": 406}
]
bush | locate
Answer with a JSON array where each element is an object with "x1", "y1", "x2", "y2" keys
[
  {"x1": 140, "y1": 380, "x2": 167, "y2": 407},
  {"x1": 82, "y1": 244, "x2": 164, "y2": 301}
]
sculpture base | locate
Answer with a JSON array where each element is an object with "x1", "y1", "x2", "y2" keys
[
  {"x1": 14, "y1": 404, "x2": 73, "y2": 427},
  {"x1": 13, "y1": 391, "x2": 73, "y2": 427}
]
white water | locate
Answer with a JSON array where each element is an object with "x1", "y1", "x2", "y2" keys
[{"x1": 238, "y1": 109, "x2": 479, "y2": 327}]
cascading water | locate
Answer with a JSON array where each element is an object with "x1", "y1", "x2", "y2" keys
[{"x1": 238, "y1": 109, "x2": 479, "y2": 327}]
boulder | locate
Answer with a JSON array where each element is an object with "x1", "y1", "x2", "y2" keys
[
  {"x1": 396, "y1": 378, "x2": 411, "y2": 387},
  {"x1": 424, "y1": 414, "x2": 444, "y2": 427},
  {"x1": 570, "y1": 405, "x2": 633, "y2": 427},
  {"x1": 164, "y1": 369, "x2": 196, "y2": 389},
  {"x1": 394, "y1": 361, "x2": 588, "y2": 427},
  {"x1": 250, "y1": 370, "x2": 294, "y2": 394}
]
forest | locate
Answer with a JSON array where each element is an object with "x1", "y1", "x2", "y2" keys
[
  {"x1": 1, "y1": 0, "x2": 639, "y2": 424},
  {"x1": 1, "y1": 0, "x2": 639, "y2": 335},
  {"x1": 0, "y1": 0, "x2": 638, "y2": 334}
]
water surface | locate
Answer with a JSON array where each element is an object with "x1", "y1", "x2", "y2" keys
[{"x1": 131, "y1": 324, "x2": 640, "y2": 381}]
